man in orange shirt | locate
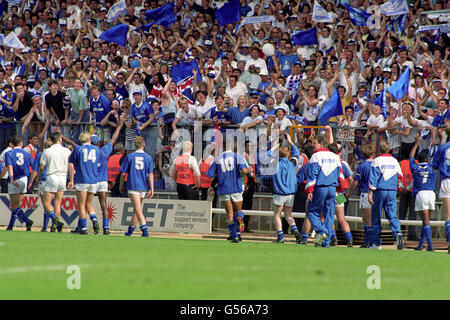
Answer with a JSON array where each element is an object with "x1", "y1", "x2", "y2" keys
[{"x1": 169, "y1": 141, "x2": 201, "y2": 200}]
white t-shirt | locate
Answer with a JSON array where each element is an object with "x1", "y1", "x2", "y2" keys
[
  {"x1": 366, "y1": 114, "x2": 385, "y2": 127},
  {"x1": 40, "y1": 144, "x2": 72, "y2": 177}
]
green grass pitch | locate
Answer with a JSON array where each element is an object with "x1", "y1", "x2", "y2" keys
[{"x1": 0, "y1": 230, "x2": 449, "y2": 300}]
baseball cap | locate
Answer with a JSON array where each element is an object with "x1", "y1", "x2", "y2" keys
[
  {"x1": 204, "y1": 40, "x2": 213, "y2": 46},
  {"x1": 259, "y1": 70, "x2": 269, "y2": 76},
  {"x1": 132, "y1": 90, "x2": 143, "y2": 95},
  {"x1": 383, "y1": 67, "x2": 391, "y2": 73}
]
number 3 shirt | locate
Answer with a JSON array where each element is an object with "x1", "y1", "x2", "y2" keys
[
  {"x1": 69, "y1": 144, "x2": 101, "y2": 184},
  {"x1": 206, "y1": 151, "x2": 248, "y2": 195},
  {"x1": 5, "y1": 147, "x2": 33, "y2": 180},
  {"x1": 120, "y1": 150, "x2": 153, "y2": 191}
]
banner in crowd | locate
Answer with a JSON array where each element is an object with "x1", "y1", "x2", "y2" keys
[
  {"x1": 420, "y1": 9, "x2": 450, "y2": 22},
  {"x1": 380, "y1": 0, "x2": 409, "y2": 17},
  {"x1": 145, "y1": 2, "x2": 176, "y2": 26},
  {"x1": 386, "y1": 14, "x2": 407, "y2": 35},
  {"x1": 1, "y1": 32, "x2": 24, "y2": 49},
  {"x1": 0, "y1": 194, "x2": 212, "y2": 234},
  {"x1": 215, "y1": 0, "x2": 241, "y2": 26},
  {"x1": 312, "y1": 0, "x2": 338, "y2": 23},
  {"x1": 106, "y1": 0, "x2": 127, "y2": 23},
  {"x1": 237, "y1": 15, "x2": 275, "y2": 31}
]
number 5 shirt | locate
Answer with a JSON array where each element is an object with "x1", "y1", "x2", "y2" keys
[{"x1": 120, "y1": 150, "x2": 153, "y2": 191}]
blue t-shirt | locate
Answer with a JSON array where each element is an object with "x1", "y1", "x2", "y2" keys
[
  {"x1": 120, "y1": 150, "x2": 154, "y2": 191},
  {"x1": 226, "y1": 107, "x2": 250, "y2": 124},
  {"x1": 32, "y1": 152, "x2": 47, "y2": 182},
  {"x1": 432, "y1": 142, "x2": 450, "y2": 180},
  {"x1": 280, "y1": 54, "x2": 300, "y2": 77},
  {"x1": 410, "y1": 158, "x2": 437, "y2": 196},
  {"x1": 210, "y1": 106, "x2": 230, "y2": 122},
  {"x1": 354, "y1": 159, "x2": 373, "y2": 193},
  {"x1": 130, "y1": 101, "x2": 153, "y2": 124},
  {"x1": 431, "y1": 109, "x2": 450, "y2": 128},
  {"x1": 69, "y1": 144, "x2": 101, "y2": 184},
  {"x1": 257, "y1": 80, "x2": 272, "y2": 104},
  {"x1": 5, "y1": 148, "x2": 33, "y2": 180},
  {"x1": 90, "y1": 95, "x2": 111, "y2": 125},
  {"x1": 97, "y1": 142, "x2": 113, "y2": 182},
  {"x1": 206, "y1": 151, "x2": 248, "y2": 195}
]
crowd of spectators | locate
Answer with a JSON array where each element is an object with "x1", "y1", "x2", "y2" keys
[{"x1": 0, "y1": 0, "x2": 449, "y2": 194}]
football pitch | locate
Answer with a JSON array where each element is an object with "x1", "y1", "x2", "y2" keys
[{"x1": 0, "y1": 230, "x2": 449, "y2": 300}]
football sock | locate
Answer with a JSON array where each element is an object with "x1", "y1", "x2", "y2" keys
[
  {"x1": 126, "y1": 225, "x2": 136, "y2": 236},
  {"x1": 103, "y1": 218, "x2": 110, "y2": 230},
  {"x1": 291, "y1": 225, "x2": 299, "y2": 233},
  {"x1": 227, "y1": 223, "x2": 236, "y2": 239},
  {"x1": 16, "y1": 208, "x2": 30, "y2": 224},
  {"x1": 7, "y1": 208, "x2": 18, "y2": 229},
  {"x1": 301, "y1": 232, "x2": 309, "y2": 242},
  {"x1": 344, "y1": 231, "x2": 353, "y2": 242},
  {"x1": 42, "y1": 211, "x2": 50, "y2": 231},
  {"x1": 417, "y1": 225, "x2": 425, "y2": 248},
  {"x1": 140, "y1": 224, "x2": 149, "y2": 237},
  {"x1": 80, "y1": 218, "x2": 87, "y2": 231},
  {"x1": 424, "y1": 225, "x2": 433, "y2": 249},
  {"x1": 49, "y1": 211, "x2": 56, "y2": 221},
  {"x1": 445, "y1": 221, "x2": 450, "y2": 243},
  {"x1": 89, "y1": 213, "x2": 98, "y2": 221},
  {"x1": 277, "y1": 230, "x2": 284, "y2": 241}
]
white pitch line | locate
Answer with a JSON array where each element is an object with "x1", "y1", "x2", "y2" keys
[{"x1": 0, "y1": 264, "x2": 90, "y2": 275}]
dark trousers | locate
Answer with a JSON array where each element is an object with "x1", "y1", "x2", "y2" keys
[
  {"x1": 1, "y1": 179, "x2": 8, "y2": 193},
  {"x1": 242, "y1": 183, "x2": 256, "y2": 232},
  {"x1": 177, "y1": 183, "x2": 199, "y2": 200},
  {"x1": 398, "y1": 191, "x2": 418, "y2": 240}
]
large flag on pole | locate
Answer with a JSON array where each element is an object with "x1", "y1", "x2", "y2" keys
[
  {"x1": 145, "y1": 2, "x2": 176, "y2": 26},
  {"x1": 99, "y1": 24, "x2": 129, "y2": 47},
  {"x1": 170, "y1": 60, "x2": 202, "y2": 84},
  {"x1": 387, "y1": 66, "x2": 410, "y2": 99},
  {"x1": 215, "y1": 0, "x2": 241, "y2": 26},
  {"x1": 318, "y1": 88, "x2": 343, "y2": 125}
]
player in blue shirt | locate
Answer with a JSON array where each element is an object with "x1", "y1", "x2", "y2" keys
[
  {"x1": 206, "y1": 144, "x2": 252, "y2": 243},
  {"x1": 5, "y1": 135, "x2": 34, "y2": 231},
  {"x1": 409, "y1": 136, "x2": 437, "y2": 251},
  {"x1": 28, "y1": 138, "x2": 53, "y2": 232},
  {"x1": 68, "y1": 132, "x2": 102, "y2": 234},
  {"x1": 91, "y1": 118, "x2": 124, "y2": 235},
  {"x1": 431, "y1": 133, "x2": 450, "y2": 254},
  {"x1": 346, "y1": 144, "x2": 375, "y2": 248},
  {"x1": 120, "y1": 136, "x2": 154, "y2": 237}
]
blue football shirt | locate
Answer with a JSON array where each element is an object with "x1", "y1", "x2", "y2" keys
[
  {"x1": 69, "y1": 144, "x2": 101, "y2": 184},
  {"x1": 206, "y1": 151, "x2": 248, "y2": 195},
  {"x1": 97, "y1": 142, "x2": 113, "y2": 182},
  {"x1": 5, "y1": 147, "x2": 33, "y2": 180},
  {"x1": 32, "y1": 152, "x2": 47, "y2": 182},
  {"x1": 120, "y1": 150, "x2": 154, "y2": 191}
]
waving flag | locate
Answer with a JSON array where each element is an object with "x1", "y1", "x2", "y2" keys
[
  {"x1": 380, "y1": 0, "x2": 409, "y2": 17},
  {"x1": 291, "y1": 27, "x2": 318, "y2": 46},
  {"x1": 345, "y1": 4, "x2": 371, "y2": 26},
  {"x1": 373, "y1": 79, "x2": 387, "y2": 117},
  {"x1": 312, "y1": 0, "x2": 338, "y2": 23},
  {"x1": 388, "y1": 66, "x2": 410, "y2": 99},
  {"x1": 134, "y1": 22, "x2": 155, "y2": 33},
  {"x1": 215, "y1": 0, "x2": 241, "y2": 26},
  {"x1": 318, "y1": 88, "x2": 343, "y2": 125},
  {"x1": 145, "y1": 2, "x2": 176, "y2": 26},
  {"x1": 386, "y1": 14, "x2": 407, "y2": 35},
  {"x1": 1, "y1": 32, "x2": 24, "y2": 49},
  {"x1": 106, "y1": 0, "x2": 126, "y2": 22},
  {"x1": 0, "y1": 0, "x2": 6, "y2": 17},
  {"x1": 99, "y1": 24, "x2": 129, "y2": 47},
  {"x1": 170, "y1": 60, "x2": 202, "y2": 84}
]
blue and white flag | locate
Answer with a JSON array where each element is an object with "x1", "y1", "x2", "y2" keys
[
  {"x1": 416, "y1": 23, "x2": 450, "y2": 34},
  {"x1": 372, "y1": 79, "x2": 387, "y2": 117},
  {"x1": 388, "y1": 66, "x2": 410, "y2": 100},
  {"x1": 1, "y1": 32, "x2": 24, "y2": 49},
  {"x1": 420, "y1": 9, "x2": 450, "y2": 23},
  {"x1": 291, "y1": 27, "x2": 318, "y2": 46},
  {"x1": 380, "y1": 0, "x2": 409, "y2": 17},
  {"x1": 99, "y1": 24, "x2": 129, "y2": 47},
  {"x1": 318, "y1": 88, "x2": 343, "y2": 125},
  {"x1": 238, "y1": 15, "x2": 274, "y2": 30},
  {"x1": 345, "y1": 4, "x2": 371, "y2": 26},
  {"x1": 386, "y1": 14, "x2": 407, "y2": 35},
  {"x1": 134, "y1": 22, "x2": 155, "y2": 33},
  {"x1": 215, "y1": 0, "x2": 241, "y2": 27},
  {"x1": 145, "y1": 2, "x2": 176, "y2": 26},
  {"x1": 106, "y1": 0, "x2": 126, "y2": 23},
  {"x1": 287, "y1": 115, "x2": 308, "y2": 125},
  {"x1": 312, "y1": 0, "x2": 338, "y2": 23}
]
